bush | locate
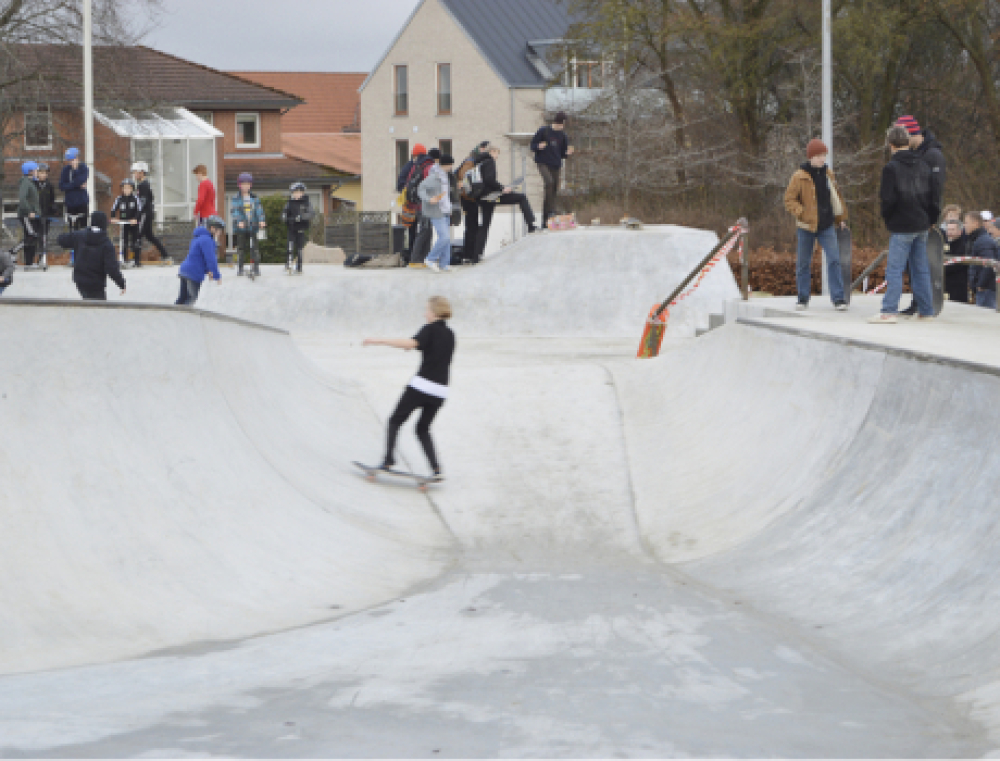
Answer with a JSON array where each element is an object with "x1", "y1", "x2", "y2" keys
[{"x1": 259, "y1": 194, "x2": 288, "y2": 263}]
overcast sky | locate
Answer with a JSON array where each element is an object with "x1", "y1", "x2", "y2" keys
[{"x1": 146, "y1": 0, "x2": 421, "y2": 73}]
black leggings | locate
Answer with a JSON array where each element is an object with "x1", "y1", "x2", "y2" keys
[
  {"x1": 384, "y1": 386, "x2": 444, "y2": 473},
  {"x1": 236, "y1": 233, "x2": 259, "y2": 274},
  {"x1": 139, "y1": 215, "x2": 169, "y2": 261},
  {"x1": 287, "y1": 228, "x2": 307, "y2": 271}
]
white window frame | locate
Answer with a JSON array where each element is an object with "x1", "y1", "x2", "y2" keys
[
  {"x1": 24, "y1": 110, "x2": 52, "y2": 151},
  {"x1": 235, "y1": 112, "x2": 261, "y2": 149},
  {"x1": 436, "y1": 62, "x2": 452, "y2": 116}
]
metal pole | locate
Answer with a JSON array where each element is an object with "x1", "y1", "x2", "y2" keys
[
  {"x1": 740, "y1": 217, "x2": 749, "y2": 300},
  {"x1": 820, "y1": 0, "x2": 832, "y2": 297},
  {"x1": 83, "y1": 0, "x2": 95, "y2": 208}
]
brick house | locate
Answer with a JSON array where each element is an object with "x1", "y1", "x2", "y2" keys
[
  {"x1": 2, "y1": 44, "x2": 347, "y2": 240},
  {"x1": 230, "y1": 72, "x2": 366, "y2": 211}
]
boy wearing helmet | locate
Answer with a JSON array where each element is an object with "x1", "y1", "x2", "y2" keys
[
  {"x1": 111, "y1": 178, "x2": 141, "y2": 267},
  {"x1": 230, "y1": 172, "x2": 266, "y2": 277},
  {"x1": 176, "y1": 215, "x2": 225, "y2": 306},
  {"x1": 282, "y1": 181, "x2": 313, "y2": 274},
  {"x1": 18, "y1": 162, "x2": 41, "y2": 267},
  {"x1": 59, "y1": 148, "x2": 89, "y2": 234},
  {"x1": 34, "y1": 163, "x2": 56, "y2": 270},
  {"x1": 131, "y1": 161, "x2": 171, "y2": 263}
]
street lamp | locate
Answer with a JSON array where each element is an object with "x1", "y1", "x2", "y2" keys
[
  {"x1": 83, "y1": 0, "x2": 95, "y2": 207},
  {"x1": 821, "y1": 0, "x2": 832, "y2": 294}
]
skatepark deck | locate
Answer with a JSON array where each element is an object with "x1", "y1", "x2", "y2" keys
[{"x1": 1, "y1": 232, "x2": 999, "y2": 757}]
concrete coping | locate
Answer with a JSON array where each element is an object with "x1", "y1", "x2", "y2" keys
[
  {"x1": 0, "y1": 297, "x2": 289, "y2": 336},
  {"x1": 739, "y1": 317, "x2": 1000, "y2": 380}
]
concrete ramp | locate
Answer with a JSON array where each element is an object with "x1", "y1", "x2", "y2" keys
[{"x1": 6, "y1": 226, "x2": 738, "y2": 338}]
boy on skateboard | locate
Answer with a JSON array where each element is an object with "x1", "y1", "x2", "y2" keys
[{"x1": 363, "y1": 296, "x2": 455, "y2": 480}]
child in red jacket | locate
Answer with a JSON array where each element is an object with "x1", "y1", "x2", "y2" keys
[{"x1": 192, "y1": 165, "x2": 216, "y2": 224}]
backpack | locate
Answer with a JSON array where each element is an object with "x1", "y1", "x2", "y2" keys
[
  {"x1": 461, "y1": 163, "x2": 485, "y2": 201},
  {"x1": 404, "y1": 158, "x2": 432, "y2": 205}
]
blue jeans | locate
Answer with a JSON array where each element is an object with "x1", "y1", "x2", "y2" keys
[
  {"x1": 882, "y1": 232, "x2": 933, "y2": 316},
  {"x1": 175, "y1": 276, "x2": 202, "y2": 306},
  {"x1": 425, "y1": 217, "x2": 451, "y2": 268},
  {"x1": 796, "y1": 226, "x2": 845, "y2": 303},
  {"x1": 976, "y1": 289, "x2": 997, "y2": 309}
]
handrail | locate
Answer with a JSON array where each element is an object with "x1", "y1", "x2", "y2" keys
[
  {"x1": 851, "y1": 249, "x2": 889, "y2": 292},
  {"x1": 651, "y1": 225, "x2": 742, "y2": 322}
]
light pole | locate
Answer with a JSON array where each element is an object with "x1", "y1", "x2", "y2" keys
[
  {"x1": 83, "y1": 0, "x2": 95, "y2": 207},
  {"x1": 820, "y1": 0, "x2": 832, "y2": 295}
]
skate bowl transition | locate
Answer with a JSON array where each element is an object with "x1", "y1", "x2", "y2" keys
[{"x1": 2, "y1": 227, "x2": 1000, "y2": 757}]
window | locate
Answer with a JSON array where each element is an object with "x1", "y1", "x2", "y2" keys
[
  {"x1": 394, "y1": 65, "x2": 408, "y2": 116},
  {"x1": 236, "y1": 113, "x2": 260, "y2": 149},
  {"x1": 437, "y1": 63, "x2": 452, "y2": 115},
  {"x1": 192, "y1": 111, "x2": 214, "y2": 126},
  {"x1": 565, "y1": 58, "x2": 604, "y2": 89},
  {"x1": 439, "y1": 139, "x2": 453, "y2": 157},
  {"x1": 24, "y1": 110, "x2": 52, "y2": 150},
  {"x1": 396, "y1": 139, "x2": 410, "y2": 180}
]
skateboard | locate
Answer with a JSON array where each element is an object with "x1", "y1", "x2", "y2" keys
[
  {"x1": 837, "y1": 226, "x2": 853, "y2": 304},
  {"x1": 927, "y1": 227, "x2": 945, "y2": 316},
  {"x1": 353, "y1": 461, "x2": 440, "y2": 491}
]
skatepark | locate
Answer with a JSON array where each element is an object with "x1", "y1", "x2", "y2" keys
[{"x1": 2, "y1": 226, "x2": 999, "y2": 757}]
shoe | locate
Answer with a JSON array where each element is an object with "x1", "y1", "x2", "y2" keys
[
  {"x1": 868, "y1": 313, "x2": 897, "y2": 324},
  {"x1": 440, "y1": 266, "x2": 453, "y2": 274},
  {"x1": 834, "y1": 300, "x2": 848, "y2": 311},
  {"x1": 917, "y1": 314, "x2": 936, "y2": 321},
  {"x1": 430, "y1": 471, "x2": 445, "y2": 482},
  {"x1": 527, "y1": 226, "x2": 537, "y2": 234},
  {"x1": 408, "y1": 262, "x2": 426, "y2": 269},
  {"x1": 795, "y1": 301, "x2": 808, "y2": 311},
  {"x1": 900, "y1": 303, "x2": 918, "y2": 317},
  {"x1": 426, "y1": 260, "x2": 441, "y2": 273}
]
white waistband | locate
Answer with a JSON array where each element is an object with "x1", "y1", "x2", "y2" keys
[{"x1": 409, "y1": 375, "x2": 450, "y2": 399}]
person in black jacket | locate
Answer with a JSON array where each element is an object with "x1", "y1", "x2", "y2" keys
[
  {"x1": 964, "y1": 212, "x2": 1000, "y2": 309},
  {"x1": 870, "y1": 125, "x2": 940, "y2": 323},
  {"x1": 57, "y1": 211, "x2": 126, "y2": 301},
  {"x1": 471, "y1": 145, "x2": 537, "y2": 263},
  {"x1": 530, "y1": 111, "x2": 574, "y2": 228},
  {"x1": 131, "y1": 162, "x2": 170, "y2": 264},
  {"x1": 111, "y1": 179, "x2": 142, "y2": 267},
  {"x1": 896, "y1": 116, "x2": 947, "y2": 316},
  {"x1": 283, "y1": 182, "x2": 313, "y2": 274},
  {"x1": 943, "y1": 219, "x2": 970, "y2": 304}
]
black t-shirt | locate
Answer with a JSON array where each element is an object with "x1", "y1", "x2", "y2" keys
[{"x1": 413, "y1": 320, "x2": 455, "y2": 386}]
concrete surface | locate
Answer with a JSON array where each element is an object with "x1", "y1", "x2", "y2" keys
[
  {"x1": 4, "y1": 225, "x2": 737, "y2": 338},
  {"x1": 2, "y1": 236, "x2": 1000, "y2": 757}
]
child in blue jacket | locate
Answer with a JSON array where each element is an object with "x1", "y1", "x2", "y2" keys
[
  {"x1": 230, "y1": 172, "x2": 266, "y2": 277},
  {"x1": 176, "y1": 216, "x2": 224, "y2": 306}
]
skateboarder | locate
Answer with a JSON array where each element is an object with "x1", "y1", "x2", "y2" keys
[
  {"x1": 869, "y1": 125, "x2": 939, "y2": 323},
  {"x1": 363, "y1": 296, "x2": 455, "y2": 479},
  {"x1": 783, "y1": 139, "x2": 849, "y2": 311},
  {"x1": 56, "y1": 211, "x2": 126, "y2": 301},
  {"x1": 176, "y1": 216, "x2": 225, "y2": 306}
]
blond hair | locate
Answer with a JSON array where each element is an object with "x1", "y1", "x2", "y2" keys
[{"x1": 429, "y1": 296, "x2": 452, "y2": 319}]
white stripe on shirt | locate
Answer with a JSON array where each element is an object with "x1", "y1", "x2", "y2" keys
[{"x1": 409, "y1": 375, "x2": 450, "y2": 400}]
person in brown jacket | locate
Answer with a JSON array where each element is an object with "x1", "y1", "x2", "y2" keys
[{"x1": 784, "y1": 139, "x2": 849, "y2": 310}]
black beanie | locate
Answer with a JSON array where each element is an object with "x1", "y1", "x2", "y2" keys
[
  {"x1": 90, "y1": 211, "x2": 108, "y2": 231},
  {"x1": 553, "y1": 111, "x2": 567, "y2": 125},
  {"x1": 428, "y1": 148, "x2": 442, "y2": 160},
  {"x1": 440, "y1": 154, "x2": 455, "y2": 167}
]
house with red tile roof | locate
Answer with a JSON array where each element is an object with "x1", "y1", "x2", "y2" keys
[
  {"x1": 3, "y1": 44, "x2": 351, "y2": 240},
  {"x1": 230, "y1": 72, "x2": 365, "y2": 210}
]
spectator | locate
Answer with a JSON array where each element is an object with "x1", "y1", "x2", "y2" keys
[
  {"x1": 0, "y1": 246, "x2": 13, "y2": 295},
  {"x1": 59, "y1": 147, "x2": 89, "y2": 233},
  {"x1": 419, "y1": 154, "x2": 455, "y2": 273},
  {"x1": 34, "y1": 162, "x2": 55, "y2": 269},
  {"x1": 530, "y1": 111, "x2": 575, "y2": 229},
  {"x1": 403, "y1": 148, "x2": 439, "y2": 267},
  {"x1": 132, "y1": 162, "x2": 171, "y2": 263},
  {"x1": 869, "y1": 125, "x2": 939, "y2": 323},
  {"x1": 230, "y1": 172, "x2": 266, "y2": 277},
  {"x1": 782, "y1": 138, "x2": 849, "y2": 311},
  {"x1": 941, "y1": 204, "x2": 962, "y2": 231},
  {"x1": 943, "y1": 218, "x2": 969, "y2": 304},
  {"x1": 965, "y1": 211, "x2": 999, "y2": 309},
  {"x1": 471, "y1": 144, "x2": 537, "y2": 263},
  {"x1": 57, "y1": 211, "x2": 126, "y2": 301},
  {"x1": 455, "y1": 141, "x2": 490, "y2": 264},
  {"x1": 896, "y1": 115, "x2": 946, "y2": 316},
  {"x1": 176, "y1": 216, "x2": 224, "y2": 306},
  {"x1": 397, "y1": 143, "x2": 427, "y2": 193},
  {"x1": 192, "y1": 165, "x2": 217, "y2": 225},
  {"x1": 18, "y1": 161, "x2": 41, "y2": 268}
]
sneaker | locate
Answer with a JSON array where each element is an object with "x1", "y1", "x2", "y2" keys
[
  {"x1": 900, "y1": 303, "x2": 918, "y2": 317},
  {"x1": 868, "y1": 313, "x2": 897, "y2": 324},
  {"x1": 408, "y1": 262, "x2": 426, "y2": 269},
  {"x1": 426, "y1": 260, "x2": 441, "y2": 273},
  {"x1": 834, "y1": 300, "x2": 848, "y2": 311},
  {"x1": 440, "y1": 266, "x2": 453, "y2": 274},
  {"x1": 795, "y1": 301, "x2": 808, "y2": 311},
  {"x1": 917, "y1": 314, "x2": 936, "y2": 321}
]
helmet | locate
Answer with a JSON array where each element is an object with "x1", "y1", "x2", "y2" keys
[
  {"x1": 121, "y1": 178, "x2": 135, "y2": 188},
  {"x1": 131, "y1": 161, "x2": 148, "y2": 174},
  {"x1": 36, "y1": 162, "x2": 49, "y2": 172},
  {"x1": 205, "y1": 214, "x2": 226, "y2": 231},
  {"x1": 290, "y1": 181, "x2": 306, "y2": 193},
  {"x1": 237, "y1": 172, "x2": 253, "y2": 185},
  {"x1": 21, "y1": 161, "x2": 38, "y2": 175},
  {"x1": 64, "y1": 147, "x2": 79, "y2": 161}
]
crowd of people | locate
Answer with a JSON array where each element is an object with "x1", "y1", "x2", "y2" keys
[
  {"x1": 396, "y1": 112, "x2": 573, "y2": 270},
  {"x1": 785, "y1": 115, "x2": 999, "y2": 322}
]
